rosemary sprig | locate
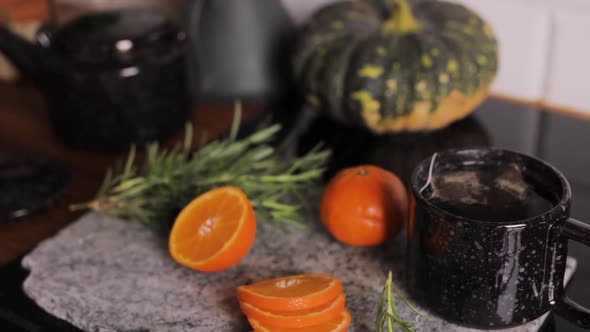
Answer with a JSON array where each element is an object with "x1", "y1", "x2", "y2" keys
[
  {"x1": 71, "y1": 104, "x2": 331, "y2": 233},
  {"x1": 377, "y1": 271, "x2": 428, "y2": 332}
]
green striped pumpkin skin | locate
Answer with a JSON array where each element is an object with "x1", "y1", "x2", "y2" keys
[{"x1": 293, "y1": 0, "x2": 498, "y2": 133}]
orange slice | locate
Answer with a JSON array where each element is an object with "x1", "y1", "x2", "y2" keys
[
  {"x1": 237, "y1": 274, "x2": 342, "y2": 312},
  {"x1": 169, "y1": 186, "x2": 256, "y2": 272},
  {"x1": 240, "y1": 293, "x2": 346, "y2": 328},
  {"x1": 248, "y1": 309, "x2": 351, "y2": 332}
]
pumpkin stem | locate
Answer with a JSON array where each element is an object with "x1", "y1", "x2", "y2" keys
[{"x1": 381, "y1": 0, "x2": 420, "y2": 34}]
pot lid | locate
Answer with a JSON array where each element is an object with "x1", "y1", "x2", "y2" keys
[{"x1": 50, "y1": 9, "x2": 185, "y2": 67}]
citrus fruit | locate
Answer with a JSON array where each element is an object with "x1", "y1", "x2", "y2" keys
[
  {"x1": 169, "y1": 186, "x2": 256, "y2": 272},
  {"x1": 320, "y1": 165, "x2": 408, "y2": 246},
  {"x1": 237, "y1": 274, "x2": 342, "y2": 312},
  {"x1": 240, "y1": 293, "x2": 346, "y2": 328},
  {"x1": 248, "y1": 309, "x2": 351, "y2": 332}
]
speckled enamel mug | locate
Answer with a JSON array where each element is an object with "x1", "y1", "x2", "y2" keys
[{"x1": 407, "y1": 149, "x2": 590, "y2": 329}]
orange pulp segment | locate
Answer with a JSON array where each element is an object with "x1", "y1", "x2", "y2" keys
[
  {"x1": 240, "y1": 293, "x2": 346, "y2": 328},
  {"x1": 248, "y1": 309, "x2": 351, "y2": 332},
  {"x1": 237, "y1": 274, "x2": 342, "y2": 312},
  {"x1": 169, "y1": 186, "x2": 256, "y2": 272}
]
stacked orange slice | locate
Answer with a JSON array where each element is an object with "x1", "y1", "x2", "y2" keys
[{"x1": 237, "y1": 274, "x2": 351, "y2": 331}]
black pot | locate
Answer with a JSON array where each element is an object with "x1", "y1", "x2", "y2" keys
[{"x1": 0, "y1": 9, "x2": 191, "y2": 151}]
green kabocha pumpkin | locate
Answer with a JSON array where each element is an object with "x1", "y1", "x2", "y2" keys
[{"x1": 293, "y1": 0, "x2": 498, "y2": 133}]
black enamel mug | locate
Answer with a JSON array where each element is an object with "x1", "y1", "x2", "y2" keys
[{"x1": 407, "y1": 149, "x2": 590, "y2": 329}]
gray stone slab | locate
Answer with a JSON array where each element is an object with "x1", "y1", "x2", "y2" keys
[{"x1": 22, "y1": 212, "x2": 575, "y2": 332}]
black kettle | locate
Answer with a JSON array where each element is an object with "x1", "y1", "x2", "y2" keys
[
  {"x1": 186, "y1": 0, "x2": 296, "y2": 102},
  {"x1": 0, "y1": 9, "x2": 191, "y2": 151}
]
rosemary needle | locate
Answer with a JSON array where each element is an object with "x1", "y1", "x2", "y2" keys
[
  {"x1": 71, "y1": 105, "x2": 331, "y2": 233},
  {"x1": 376, "y1": 271, "x2": 429, "y2": 332}
]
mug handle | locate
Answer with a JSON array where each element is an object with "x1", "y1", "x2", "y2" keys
[{"x1": 555, "y1": 218, "x2": 590, "y2": 328}]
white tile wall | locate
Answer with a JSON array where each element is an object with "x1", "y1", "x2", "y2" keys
[
  {"x1": 526, "y1": 0, "x2": 590, "y2": 11},
  {"x1": 282, "y1": 0, "x2": 590, "y2": 114},
  {"x1": 543, "y1": 8, "x2": 590, "y2": 112},
  {"x1": 449, "y1": 0, "x2": 552, "y2": 102}
]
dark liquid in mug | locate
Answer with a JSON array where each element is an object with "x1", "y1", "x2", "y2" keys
[{"x1": 426, "y1": 163, "x2": 556, "y2": 222}]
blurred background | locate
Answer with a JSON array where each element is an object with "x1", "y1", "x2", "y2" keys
[
  {"x1": 4, "y1": 0, "x2": 590, "y2": 106},
  {"x1": 2, "y1": 0, "x2": 589, "y2": 109},
  {"x1": 0, "y1": 0, "x2": 584, "y2": 182},
  {"x1": 1, "y1": 0, "x2": 589, "y2": 154}
]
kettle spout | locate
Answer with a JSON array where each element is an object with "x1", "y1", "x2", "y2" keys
[{"x1": 0, "y1": 25, "x2": 49, "y2": 79}]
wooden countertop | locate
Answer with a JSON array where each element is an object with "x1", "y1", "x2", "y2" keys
[{"x1": 0, "y1": 83, "x2": 261, "y2": 265}]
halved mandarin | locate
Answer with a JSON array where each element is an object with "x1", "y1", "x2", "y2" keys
[
  {"x1": 237, "y1": 274, "x2": 342, "y2": 312},
  {"x1": 240, "y1": 293, "x2": 346, "y2": 328},
  {"x1": 169, "y1": 186, "x2": 256, "y2": 272},
  {"x1": 248, "y1": 309, "x2": 351, "y2": 332}
]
